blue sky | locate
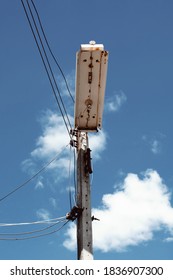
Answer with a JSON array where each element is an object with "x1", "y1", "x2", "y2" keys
[{"x1": 0, "y1": 0, "x2": 173, "y2": 260}]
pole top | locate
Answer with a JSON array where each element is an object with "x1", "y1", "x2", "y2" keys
[{"x1": 80, "y1": 40, "x2": 104, "y2": 51}]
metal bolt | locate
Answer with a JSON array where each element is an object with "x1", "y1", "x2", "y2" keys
[{"x1": 89, "y1": 40, "x2": 96, "y2": 45}]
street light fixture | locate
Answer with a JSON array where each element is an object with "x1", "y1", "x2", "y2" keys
[{"x1": 75, "y1": 41, "x2": 108, "y2": 132}]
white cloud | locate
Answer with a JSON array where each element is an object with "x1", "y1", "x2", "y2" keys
[
  {"x1": 57, "y1": 70, "x2": 75, "y2": 99},
  {"x1": 36, "y1": 208, "x2": 51, "y2": 220},
  {"x1": 35, "y1": 179, "x2": 44, "y2": 190},
  {"x1": 106, "y1": 90, "x2": 127, "y2": 112},
  {"x1": 21, "y1": 110, "x2": 72, "y2": 181},
  {"x1": 151, "y1": 140, "x2": 161, "y2": 154},
  {"x1": 63, "y1": 169, "x2": 173, "y2": 253},
  {"x1": 142, "y1": 133, "x2": 166, "y2": 155},
  {"x1": 31, "y1": 110, "x2": 72, "y2": 159},
  {"x1": 23, "y1": 110, "x2": 106, "y2": 179},
  {"x1": 21, "y1": 158, "x2": 36, "y2": 176},
  {"x1": 49, "y1": 197, "x2": 57, "y2": 209},
  {"x1": 164, "y1": 237, "x2": 173, "y2": 242},
  {"x1": 63, "y1": 224, "x2": 76, "y2": 251},
  {"x1": 89, "y1": 130, "x2": 106, "y2": 159}
]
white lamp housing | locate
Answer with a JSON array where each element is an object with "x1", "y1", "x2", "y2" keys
[{"x1": 74, "y1": 41, "x2": 108, "y2": 131}]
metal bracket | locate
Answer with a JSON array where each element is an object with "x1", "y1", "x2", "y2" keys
[
  {"x1": 70, "y1": 129, "x2": 78, "y2": 148},
  {"x1": 66, "y1": 206, "x2": 83, "y2": 222},
  {"x1": 91, "y1": 216, "x2": 100, "y2": 221}
]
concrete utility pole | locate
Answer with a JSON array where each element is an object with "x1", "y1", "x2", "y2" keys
[
  {"x1": 76, "y1": 131, "x2": 93, "y2": 260},
  {"x1": 73, "y1": 41, "x2": 108, "y2": 260}
]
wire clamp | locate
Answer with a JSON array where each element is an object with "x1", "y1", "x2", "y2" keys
[
  {"x1": 70, "y1": 129, "x2": 78, "y2": 137},
  {"x1": 70, "y1": 139, "x2": 78, "y2": 148},
  {"x1": 70, "y1": 129, "x2": 78, "y2": 148},
  {"x1": 66, "y1": 206, "x2": 83, "y2": 221}
]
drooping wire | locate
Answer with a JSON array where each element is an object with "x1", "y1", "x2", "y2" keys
[
  {"x1": 0, "y1": 144, "x2": 69, "y2": 203},
  {"x1": 0, "y1": 220, "x2": 69, "y2": 241},
  {"x1": 20, "y1": 0, "x2": 72, "y2": 138},
  {"x1": 30, "y1": 0, "x2": 74, "y2": 103},
  {"x1": 0, "y1": 216, "x2": 66, "y2": 227},
  {"x1": 0, "y1": 220, "x2": 66, "y2": 236}
]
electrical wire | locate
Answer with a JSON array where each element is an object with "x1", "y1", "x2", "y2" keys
[
  {"x1": 25, "y1": 0, "x2": 72, "y2": 132},
  {"x1": 0, "y1": 144, "x2": 69, "y2": 203},
  {"x1": 0, "y1": 220, "x2": 69, "y2": 241},
  {"x1": 30, "y1": 0, "x2": 74, "y2": 103},
  {"x1": 0, "y1": 220, "x2": 66, "y2": 236},
  {"x1": 0, "y1": 216, "x2": 66, "y2": 227},
  {"x1": 21, "y1": 0, "x2": 72, "y2": 138},
  {"x1": 1, "y1": 2, "x2": 76, "y2": 243}
]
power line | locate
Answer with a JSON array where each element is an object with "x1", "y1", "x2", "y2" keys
[
  {"x1": 25, "y1": 0, "x2": 72, "y2": 132},
  {"x1": 21, "y1": 0, "x2": 72, "y2": 138},
  {"x1": 30, "y1": 0, "x2": 74, "y2": 103},
  {"x1": 0, "y1": 220, "x2": 66, "y2": 236},
  {"x1": 20, "y1": 1, "x2": 76, "y2": 210},
  {"x1": 0, "y1": 220, "x2": 69, "y2": 241},
  {"x1": 0, "y1": 144, "x2": 69, "y2": 203},
  {"x1": 0, "y1": 216, "x2": 66, "y2": 227}
]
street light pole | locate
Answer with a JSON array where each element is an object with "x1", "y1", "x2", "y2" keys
[
  {"x1": 73, "y1": 41, "x2": 108, "y2": 260},
  {"x1": 76, "y1": 131, "x2": 93, "y2": 260}
]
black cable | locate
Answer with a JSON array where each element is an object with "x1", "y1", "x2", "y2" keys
[
  {"x1": 30, "y1": 0, "x2": 74, "y2": 103},
  {"x1": 0, "y1": 144, "x2": 69, "y2": 203},
  {"x1": 21, "y1": 0, "x2": 72, "y2": 138},
  {"x1": 26, "y1": 0, "x2": 72, "y2": 132},
  {"x1": 0, "y1": 220, "x2": 69, "y2": 241}
]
